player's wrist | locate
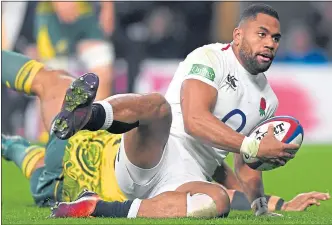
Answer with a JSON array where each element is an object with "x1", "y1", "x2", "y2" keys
[
  {"x1": 240, "y1": 136, "x2": 260, "y2": 158},
  {"x1": 277, "y1": 199, "x2": 286, "y2": 211}
]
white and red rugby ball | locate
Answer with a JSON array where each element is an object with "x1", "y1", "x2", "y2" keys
[{"x1": 242, "y1": 116, "x2": 304, "y2": 171}]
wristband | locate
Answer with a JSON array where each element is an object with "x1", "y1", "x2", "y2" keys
[
  {"x1": 275, "y1": 198, "x2": 285, "y2": 211},
  {"x1": 240, "y1": 136, "x2": 260, "y2": 158}
]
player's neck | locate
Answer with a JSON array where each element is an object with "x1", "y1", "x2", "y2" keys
[{"x1": 231, "y1": 44, "x2": 257, "y2": 76}]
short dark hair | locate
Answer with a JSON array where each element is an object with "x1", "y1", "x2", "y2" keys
[{"x1": 239, "y1": 3, "x2": 279, "y2": 25}]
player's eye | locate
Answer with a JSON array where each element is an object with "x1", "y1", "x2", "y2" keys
[
  {"x1": 258, "y1": 32, "x2": 266, "y2": 38},
  {"x1": 273, "y1": 36, "x2": 281, "y2": 43}
]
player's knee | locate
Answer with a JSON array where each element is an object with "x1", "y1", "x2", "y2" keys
[
  {"x1": 208, "y1": 186, "x2": 231, "y2": 218},
  {"x1": 31, "y1": 68, "x2": 74, "y2": 97},
  {"x1": 187, "y1": 189, "x2": 230, "y2": 218},
  {"x1": 149, "y1": 93, "x2": 172, "y2": 122}
]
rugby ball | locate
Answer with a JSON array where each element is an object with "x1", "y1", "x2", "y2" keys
[{"x1": 243, "y1": 116, "x2": 304, "y2": 171}]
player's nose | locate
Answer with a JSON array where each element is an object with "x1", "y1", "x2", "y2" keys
[{"x1": 263, "y1": 39, "x2": 276, "y2": 52}]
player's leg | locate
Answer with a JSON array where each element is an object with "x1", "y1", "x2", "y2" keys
[
  {"x1": 75, "y1": 13, "x2": 114, "y2": 100},
  {"x1": 1, "y1": 132, "x2": 67, "y2": 207},
  {"x1": 1, "y1": 135, "x2": 45, "y2": 179},
  {"x1": 52, "y1": 73, "x2": 170, "y2": 170},
  {"x1": 51, "y1": 162, "x2": 231, "y2": 218},
  {"x1": 51, "y1": 181, "x2": 230, "y2": 219},
  {"x1": 2, "y1": 50, "x2": 75, "y2": 131},
  {"x1": 31, "y1": 132, "x2": 68, "y2": 206},
  {"x1": 213, "y1": 161, "x2": 243, "y2": 191},
  {"x1": 51, "y1": 73, "x2": 231, "y2": 218}
]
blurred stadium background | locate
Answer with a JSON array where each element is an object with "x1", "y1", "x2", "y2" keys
[{"x1": 2, "y1": 1, "x2": 332, "y2": 145}]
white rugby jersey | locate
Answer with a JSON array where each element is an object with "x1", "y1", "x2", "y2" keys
[{"x1": 164, "y1": 43, "x2": 279, "y2": 178}]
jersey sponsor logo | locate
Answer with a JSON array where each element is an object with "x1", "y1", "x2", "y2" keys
[
  {"x1": 259, "y1": 97, "x2": 266, "y2": 116},
  {"x1": 188, "y1": 64, "x2": 216, "y2": 82},
  {"x1": 221, "y1": 74, "x2": 238, "y2": 90}
]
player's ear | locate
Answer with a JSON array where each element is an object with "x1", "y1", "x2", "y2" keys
[{"x1": 233, "y1": 27, "x2": 241, "y2": 46}]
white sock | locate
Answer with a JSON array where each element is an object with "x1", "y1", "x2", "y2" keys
[
  {"x1": 94, "y1": 100, "x2": 114, "y2": 129},
  {"x1": 127, "y1": 198, "x2": 142, "y2": 218}
]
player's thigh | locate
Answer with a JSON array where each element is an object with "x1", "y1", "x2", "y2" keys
[
  {"x1": 115, "y1": 134, "x2": 200, "y2": 199},
  {"x1": 149, "y1": 139, "x2": 209, "y2": 197},
  {"x1": 122, "y1": 98, "x2": 172, "y2": 169},
  {"x1": 114, "y1": 135, "x2": 168, "y2": 200}
]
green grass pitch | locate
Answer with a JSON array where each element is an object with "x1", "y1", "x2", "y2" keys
[{"x1": 2, "y1": 145, "x2": 332, "y2": 224}]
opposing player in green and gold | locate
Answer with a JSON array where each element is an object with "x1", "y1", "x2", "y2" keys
[{"x1": 2, "y1": 50, "x2": 125, "y2": 206}]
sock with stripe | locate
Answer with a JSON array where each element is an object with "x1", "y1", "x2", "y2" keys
[
  {"x1": 2, "y1": 136, "x2": 45, "y2": 179},
  {"x1": 2, "y1": 50, "x2": 44, "y2": 94}
]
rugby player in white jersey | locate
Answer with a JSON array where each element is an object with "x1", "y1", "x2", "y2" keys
[{"x1": 50, "y1": 4, "x2": 302, "y2": 219}]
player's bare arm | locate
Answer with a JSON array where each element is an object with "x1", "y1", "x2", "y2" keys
[
  {"x1": 181, "y1": 78, "x2": 297, "y2": 160},
  {"x1": 212, "y1": 163, "x2": 330, "y2": 212},
  {"x1": 181, "y1": 79, "x2": 244, "y2": 152}
]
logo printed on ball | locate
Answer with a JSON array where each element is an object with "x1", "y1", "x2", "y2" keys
[{"x1": 255, "y1": 123, "x2": 286, "y2": 140}]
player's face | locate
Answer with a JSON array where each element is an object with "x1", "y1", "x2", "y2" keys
[{"x1": 239, "y1": 13, "x2": 281, "y2": 74}]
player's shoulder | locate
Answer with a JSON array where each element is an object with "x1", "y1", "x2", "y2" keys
[
  {"x1": 187, "y1": 42, "x2": 232, "y2": 58},
  {"x1": 183, "y1": 42, "x2": 234, "y2": 72}
]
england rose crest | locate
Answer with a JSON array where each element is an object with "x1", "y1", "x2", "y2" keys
[{"x1": 259, "y1": 97, "x2": 266, "y2": 116}]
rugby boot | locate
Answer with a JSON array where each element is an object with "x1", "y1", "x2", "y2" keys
[
  {"x1": 50, "y1": 189, "x2": 101, "y2": 218},
  {"x1": 52, "y1": 73, "x2": 99, "y2": 140}
]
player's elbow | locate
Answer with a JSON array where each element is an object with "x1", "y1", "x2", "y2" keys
[{"x1": 183, "y1": 115, "x2": 202, "y2": 137}]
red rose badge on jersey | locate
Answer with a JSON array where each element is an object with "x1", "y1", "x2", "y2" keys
[{"x1": 259, "y1": 97, "x2": 266, "y2": 116}]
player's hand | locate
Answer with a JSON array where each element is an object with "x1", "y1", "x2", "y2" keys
[
  {"x1": 256, "y1": 125, "x2": 299, "y2": 160},
  {"x1": 99, "y1": 3, "x2": 115, "y2": 36},
  {"x1": 52, "y1": 2, "x2": 80, "y2": 24},
  {"x1": 282, "y1": 192, "x2": 330, "y2": 211}
]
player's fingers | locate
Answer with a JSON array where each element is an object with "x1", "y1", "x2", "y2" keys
[
  {"x1": 267, "y1": 124, "x2": 275, "y2": 136},
  {"x1": 299, "y1": 199, "x2": 320, "y2": 211},
  {"x1": 310, "y1": 192, "x2": 330, "y2": 200},
  {"x1": 279, "y1": 151, "x2": 294, "y2": 159},
  {"x1": 307, "y1": 198, "x2": 320, "y2": 207},
  {"x1": 275, "y1": 158, "x2": 286, "y2": 166},
  {"x1": 283, "y1": 143, "x2": 299, "y2": 150}
]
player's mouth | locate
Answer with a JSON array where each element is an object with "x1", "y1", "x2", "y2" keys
[{"x1": 257, "y1": 53, "x2": 273, "y2": 63}]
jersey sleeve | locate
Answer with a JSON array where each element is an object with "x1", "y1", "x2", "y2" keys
[{"x1": 182, "y1": 48, "x2": 225, "y2": 90}]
